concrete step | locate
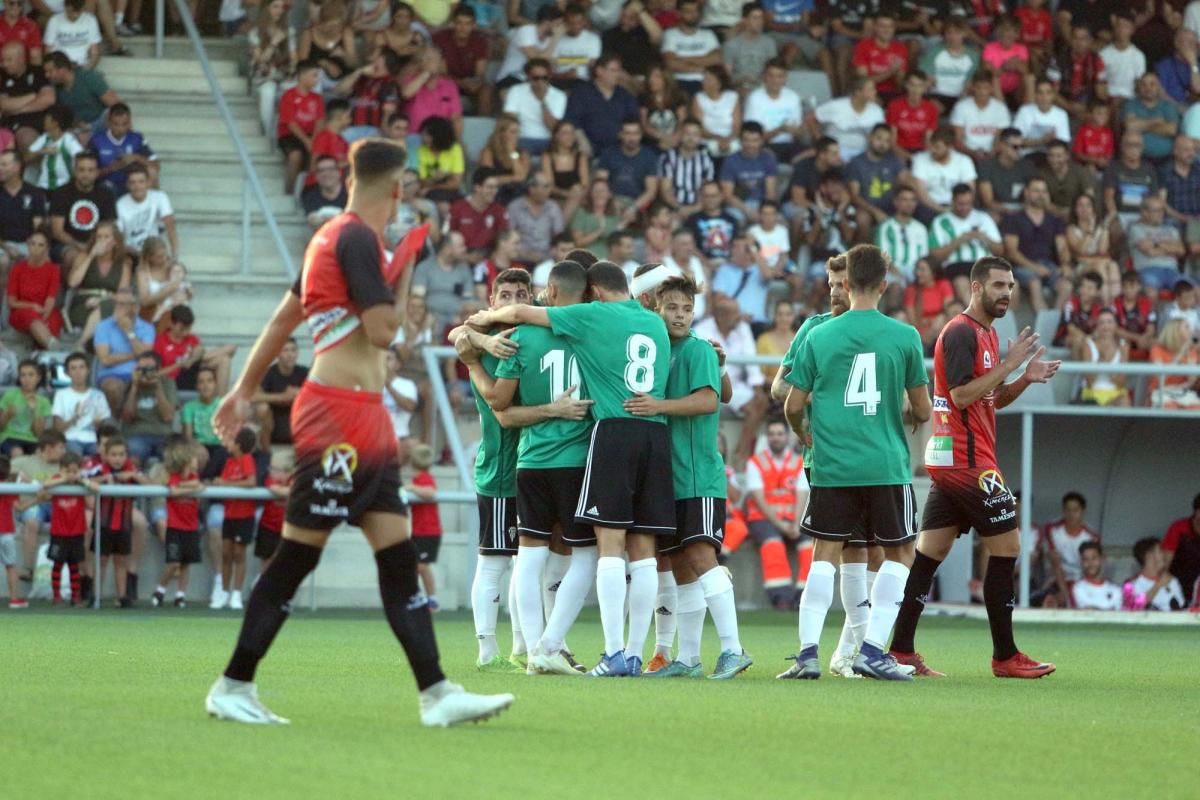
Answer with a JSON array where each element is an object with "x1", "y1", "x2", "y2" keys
[
  {"x1": 121, "y1": 90, "x2": 256, "y2": 112},
  {"x1": 100, "y1": 55, "x2": 240, "y2": 79},
  {"x1": 106, "y1": 70, "x2": 246, "y2": 96},
  {"x1": 189, "y1": 284, "x2": 288, "y2": 337},
  {"x1": 125, "y1": 99, "x2": 260, "y2": 126},
  {"x1": 177, "y1": 221, "x2": 307, "y2": 271},
  {"x1": 138, "y1": 114, "x2": 260, "y2": 138},
  {"x1": 181, "y1": 251, "x2": 298, "y2": 277},
  {"x1": 160, "y1": 171, "x2": 291, "y2": 196},
  {"x1": 152, "y1": 133, "x2": 273, "y2": 157},
  {"x1": 123, "y1": 35, "x2": 246, "y2": 62},
  {"x1": 169, "y1": 189, "x2": 295, "y2": 215},
  {"x1": 161, "y1": 159, "x2": 284, "y2": 180}
]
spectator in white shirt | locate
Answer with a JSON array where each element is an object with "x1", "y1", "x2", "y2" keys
[
  {"x1": 1130, "y1": 537, "x2": 1187, "y2": 611},
  {"x1": 44, "y1": 0, "x2": 103, "y2": 69},
  {"x1": 495, "y1": 5, "x2": 563, "y2": 89},
  {"x1": 51, "y1": 351, "x2": 111, "y2": 456},
  {"x1": 1013, "y1": 77, "x2": 1072, "y2": 157},
  {"x1": 502, "y1": 57, "x2": 566, "y2": 156},
  {"x1": 694, "y1": 291, "x2": 769, "y2": 464},
  {"x1": 747, "y1": 200, "x2": 791, "y2": 274},
  {"x1": 1099, "y1": 12, "x2": 1146, "y2": 101},
  {"x1": 551, "y1": 4, "x2": 601, "y2": 87},
  {"x1": 744, "y1": 59, "x2": 804, "y2": 162},
  {"x1": 1071, "y1": 541, "x2": 1123, "y2": 610},
  {"x1": 909, "y1": 126, "x2": 977, "y2": 222},
  {"x1": 116, "y1": 164, "x2": 177, "y2": 256},
  {"x1": 950, "y1": 71, "x2": 1012, "y2": 162},
  {"x1": 659, "y1": 0, "x2": 721, "y2": 94},
  {"x1": 1039, "y1": 490, "x2": 1100, "y2": 607},
  {"x1": 806, "y1": 77, "x2": 885, "y2": 162}
]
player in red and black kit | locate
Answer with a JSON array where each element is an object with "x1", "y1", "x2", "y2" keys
[
  {"x1": 96, "y1": 436, "x2": 146, "y2": 609},
  {"x1": 890, "y1": 257, "x2": 1062, "y2": 679},
  {"x1": 206, "y1": 139, "x2": 512, "y2": 727}
]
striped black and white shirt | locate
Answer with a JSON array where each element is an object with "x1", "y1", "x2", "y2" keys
[{"x1": 659, "y1": 147, "x2": 715, "y2": 207}]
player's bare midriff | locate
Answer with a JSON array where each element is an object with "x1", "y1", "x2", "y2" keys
[{"x1": 308, "y1": 326, "x2": 389, "y2": 394}]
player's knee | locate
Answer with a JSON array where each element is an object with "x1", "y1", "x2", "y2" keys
[
  {"x1": 685, "y1": 542, "x2": 719, "y2": 574},
  {"x1": 374, "y1": 539, "x2": 420, "y2": 597}
]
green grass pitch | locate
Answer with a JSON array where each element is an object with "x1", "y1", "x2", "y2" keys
[{"x1": 7, "y1": 608, "x2": 1196, "y2": 798}]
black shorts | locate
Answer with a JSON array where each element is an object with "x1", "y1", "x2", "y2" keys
[
  {"x1": 478, "y1": 495, "x2": 518, "y2": 556},
  {"x1": 222, "y1": 517, "x2": 256, "y2": 545},
  {"x1": 922, "y1": 468, "x2": 1018, "y2": 537},
  {"x1": 254, "y1": 527, "x2": 281, "y2": 560},
  {"x1": 413, "y1": 535, "x2": 441, "y2": 563},
  {"x1": 575, "y1": 418, "x2": 675, "y2": 536},
  {"x1": 48, "y1": 535, "x2": 85, "y2": 564},
  {"x1": 165, "y1": 528, "x2": 202, "y2": 564},
  {"x1": 800, "y1": 484, "x2": 918, "y2": 546},
  {"x1": 661, "y1": 497, "x2": 726, "y2": 554},
  {"x1": 517, "y1": 467, "x2": 596, "y2": 547},
  {"x1": 286, "y1": 382, "x2": 408, "y2": 530},
  {"x1": 175, "y1": 361, "x2": 200, "y2": 392},
  {"x1": 278, "y1": 134, "x2": 310, "y2": 158},
  {"x1": 100, "y1": 527, "x2": 132, "y2": 556}
]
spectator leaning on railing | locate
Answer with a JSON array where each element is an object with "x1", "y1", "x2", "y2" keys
[{"x1": 51, "y1": 351, "x2": 110, "y2": 457}]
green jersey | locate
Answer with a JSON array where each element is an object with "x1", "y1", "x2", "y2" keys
[
  {"x1": 494, "y1": 324, "x2": 593, "y2": 470},
  {"x1": 787, "y1": 309, "x2": 927, "y2": 487},
  {"x1": 781, "y1": 312, "x2": 831, "y2": 468},
  {"x1": 545, "y1": 299, "x2": 670, "y2": 424},
  {"x1": 666, "y1": 333, "x2": 725, "y2": 500},
  {"x1": 470, "y1": 351, "x2": 519, "y2": 497},
  {"x1": 181, "y1": 397, "x2": 221, "y2": 446}
]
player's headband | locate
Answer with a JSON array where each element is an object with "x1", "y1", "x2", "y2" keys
[{"x1": 630, "y1": 263, "x2": 683, "y2": 298}]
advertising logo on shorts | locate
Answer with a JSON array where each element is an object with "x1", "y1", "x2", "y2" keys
[
  {"x1": 69, "y1": 199, "x2": 102, "y2": 235},
  {"x1": 978, "y1": 469, "x2": 1013, "y2": 506},
  {"x1": 313, "y1": 442, "x2": 356, "y2": 497}
]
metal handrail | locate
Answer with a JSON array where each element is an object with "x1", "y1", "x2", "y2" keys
[{"x1": 153, "y1": 0, "x2": 298, "y2": 280}]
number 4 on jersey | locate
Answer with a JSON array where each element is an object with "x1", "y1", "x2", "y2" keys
[{"x1": 844, "y1": 352, "x2": 881, "y2": 415}]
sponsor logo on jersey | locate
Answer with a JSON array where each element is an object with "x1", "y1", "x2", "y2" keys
[
  {"x1": 69, "y1": 199, "x2": 101, "y2": 233},
  {"x1": 983, "y1": 351, "x2": 992, "y2": 369},
  {"x1": 932, "y1": 395, "x2": 949, "y2": 412}
]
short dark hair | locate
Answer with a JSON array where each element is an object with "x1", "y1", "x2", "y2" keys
[
  {"x1": 1046, "y1": 139, "x2": 1069, "y2": 153},
  {"x1": 169, "y1": 304, "x2": 195, "y2": 326},
  {"x1": 606, "y1": 229, "x2": 631, "y2": 248},
  {"x1": 110, "y1": 101, "x2": 132, "y2": 118},
  {"x1": 125, "y1": 163, "x2": 150, "y2": 180},
  {"x1": 564, "y1": 2, "x2": 586, "y2": 15},
  {"x1": 46, "y1": 51, "x2": 73, "y2": 71},
  {"x1": 419, "y1": 115, "x2": 456, "y2": 151},
  {"x1": 452, "y1": 2, "x2": 475, "y2": 19},
  {"x1": 765, "y1": 415, "x2": 788, "y2": 431},
  {"x1": 1078, "y1": 540, "x2": 1102, "y2": 558},
  {"x1": 234, "y1": 427, "x2": 258, "y2": 455},
  {"x1": 741, "y1": 1, "x2": 763, "y2": 16},
  {"x1": 494, "y1": 267, "x2": 531, "y2": 291},
  {"x1": 930, "y1": 126, "x2": 955, "y2": 146},
  {"x1": 845, "y1": 244, "x2": 889, "y2": 291},
  {"x1": 196, "y1": 366, "x2": 217, "y2": 383},
  {"x1": 535, "y1": 4, "x2": 562, "y2": 21},
  {"x1": 1132, "y1": 537, "x2": 1160, "y2": 567},
  {"x1": 350, "y1": 138, "x2": 409, "y2": 183},
  {"x1": 870, "y1": 122, "x2": 891, "y2": 136},
  {"x1": 60, "y1": 451, "x2": 83, "y2": 468},
  {"x1": 951, "y1": 182, "x2": 974, "y2": 199},
  {"x1": 1079, "y1": 273, "x2": 1103, "y2": 291},
  {"x1": 587, "y1": 261, "x2": 629, "y2": 293},
  {"x1": 103, "y1": 434, "x2": 126, "y2": 452},
  {"x1": 549, "y1": 260, "x2": 588, "y2": 296},
  {"x1": 595, "y1": 51, "x2": 622, "y2": 71},
  {"x1": 742, "y1": 121, "x2": 764, "y2": 137},
  {"x1": 38, "y1": 430, "x2": 67, "y2": 449},
  {"x1": 44, "y1": 104, "x2": 74, "y2": 131},
  {"x1": 326, "y1": 98, "x2": 350, "y2": 118},
  {"x1": 296, "y1": 58, "x2": 321, "y2": 74},
  {"x1": 96, "y1": 421, "x2": 121, "y2": 441},
  {"x1": 1121, "y1": 271, "x2": 1142, "y2": 285},
  {"x1": 970, "y1": 256, "x2": 1013, "y2": 284},
  {"x1": 138, "y1": 350, "x2": 164, "y2": 367},
  {"x1": 1062, "y1": 491, "x2": 1087, "y2": 508},
  {"x1": 65, "y1": 351, "x2": 89, "y2": 370},
  {"x1": 656, "y1": 275, "x2": 698, "y2": 301},
  {"x1": 472, "y1": 165, "x2": 498, "y2": 187},
  {"x1": 17, "y1": 358, "x2": 40, "y2": 376},
  {"x1": 566, "y1": 248, "x2": 598, "y2": 268}
]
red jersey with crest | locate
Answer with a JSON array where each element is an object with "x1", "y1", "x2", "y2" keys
[
  {"x1": 99, "y1": 459, "x2": 138, "y2": 532},
  {"x1": 166, "y1": 471, "x2": 200, "y2": 531},
  {"x1": 51, "y1": 488, "x2": 87, "y2": 537},
  {"x1": 221, "y1": 454, "x2": 258, "y2": 520},
  {"x1": 925, "y1": 313, "x2": 999, "y2": 471}
]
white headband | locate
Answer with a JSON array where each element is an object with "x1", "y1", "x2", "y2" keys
[{"x1": 630, "y1": 263, "x2": 683, "y2": 299}]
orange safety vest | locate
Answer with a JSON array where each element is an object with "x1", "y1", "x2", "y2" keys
[{"x1": 745, "y1": 449, "x2": 804, "y2": 523}]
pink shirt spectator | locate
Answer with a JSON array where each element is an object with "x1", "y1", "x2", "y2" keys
[
  {"x1": 0, "y1": 127, "x2": 13, "y2": 153},
  {"x1": 405, "y1": 75, "x2": 462, "y2": 132},
  {"x1": 982, "y1": 41, "x2": 1030, "y2": 96}
]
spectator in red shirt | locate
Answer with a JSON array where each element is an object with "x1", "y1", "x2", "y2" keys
[
  {"x1": 852, "y1": 10, "x2": 909, "y2": 103},
  {"x1": 432, "y1": 3, "x2": 492, "y2": 115},
  {"x1": 152, "y1": 440, "x2": 203, "y2": 608},
  {"x1": 403, "y1": 442, "x2": 442, "y2": 609},
  {"x1": 6, "y1": 229, "x2": 63, "y2": 349},
  {"x1": 886, "y1": 69, "x2": 939, "y2": 156},
  {"x1": 449, "y1": 167, "x2": 509, "y2": 262},
  {"x1": 154, "y1": 305, "x2": 237, "y2": 393},
  {"x1": 304, "y1": 99, "x2": 351, "y2": 188},
  {"x1": 1054, "y1": 271, "x2": 1104, "y2": 351},
  {"x1": 333, "y1": 46, "x2": 404, "y2": 142},
  {"x1": 0, "y1": 0, "x2": 43, "y2": 65},
  {"x1": 42, "y1": 451, "x2": 95, "y2": 605},
  {"x1": 1162, "y1": 492, "x2": 1200, "y2": 607},
  {"x1": 1072, "y1": 98, "x2": 1114, "y2": 176},
  {"x1": 255, "y1": 453, "x2": 291, "y2": 571},
  {"x1": 1048, "y1": 23, "x2": 1108, "y2": 122},
  {"x1": 1013, "y1": 0, "x2": 1053, "y2": 63},
  {"x1": 275, "y1": 61, "x2": 325, "y2": 194},
  {"x1": 1110, "y1": 271, "x2": 1157, "y2": 359},
  {"x1": 904, "y1": 258, "x2": 955, "y2": 353},
  {"x1": 95, "y1": 435, "x2": 145, "y2": 607},
  {"x1": 211, "y1": 427, "x2": 258, "y2": 611}
]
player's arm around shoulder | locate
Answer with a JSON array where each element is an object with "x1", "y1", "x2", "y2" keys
[{"x1": 782, "y1": 332, "x2": 818, "y2": 432}]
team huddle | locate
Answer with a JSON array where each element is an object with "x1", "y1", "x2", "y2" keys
[{"x1": 201, "y1": 139, "x2": 1061, "y2": 731}]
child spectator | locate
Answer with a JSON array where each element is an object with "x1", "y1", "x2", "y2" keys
[
  {"x1": 6, "y1": 229, "x2": 64, "y2": 350},
  {"x1": 1110, "y1": 271, "x2": 1158, "y2": 360},
  {"x1": 1014, "y1": 0, "x2": 1053, "y2": 58},
  {"x1": 276, "y1": 60, "x2": 325, "y2": 194},
  {"x1": 211, "y1": 427, "x2": 258, "y2": 611},
  {"x1": 403, "y1": 443, "x2": 441, "y2": 609},
  {"x1": 92, "y1": 103, "x2": 157, "y2": 197},
  {"x1": 51, "y1": 352, "x2": 112, "y2": 456},
  {"x1": 28, "y1": 104, "x2": 83, "y2": 192},
  {"x1": 1072, "y1": 100, "x2": 1115, "y2": 176},
  {"x1": 116, "y1": 164, "x2": 177, "y2": 255},
  {"x1": 255, "y1": 452, "x2": 291, "y2": 572},
  {"x1": 181, "y1": 366, "x2": 222, "y2": 464},
  {"x1": 13, "y1": 431, "x2": 67, "y2": 589},
  {"x1": 1054, "y1": 271, "x2": 1104, "y2": 351},
  {"x1": 1128, "y1": 537, "x2": 1186, "y2": 611},
  {"x1": 0, "y1": 359, "x2": 52, "y2": 457},
  {"x1": 154, "y1": 305, "x2": 236, "y2": 393},
  {"x1": 43, "y1": 451, "x2": 94, "y2": 606},
  {"x1": 383, "y1": 348, "x2": 419, "y2": 465},
  {"x1": 152, "y1": 439, "x2": 203, "y2": 608},
  {"x1": 96, "y1": 435, "x2": 144, "y2": 607},
  {"x1": 1165, "y1": 279, "x2": 1200, "y2": 341},
  {"x1": 0, "y1": 456, "x2": 24, "y2": 608},
  {"x1": 305, "y1": 99, "x2": 351, "y2": 188},
  {"x1": 1071, "y1": 541, "x2": 1122, "y2": 610}
]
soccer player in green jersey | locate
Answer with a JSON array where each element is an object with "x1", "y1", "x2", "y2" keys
[
  {"x1": 464, "y1": 261, "x2": 600, "y2": 676},
  {"x1": 780, "y1": 244, "x2": 932, "y2": 681},
  {"x1": 467, "y1": 261, "x2": 674, "y2": 677},
  {"x1": 627, "y1": 276, "x2": 752, "y2": 679}
]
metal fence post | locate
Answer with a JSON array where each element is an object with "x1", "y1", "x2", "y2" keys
[
  {"x1": 92, "y1": 495, "x2": 103, "y2": 609},
  {"x1": 1018, "y1": 411, "x2": 1034, "y2": 608},
  {"x1": 241, "y1": 177, "x2": 251, "y2": 276},
  {"x1": 154, "y1": 0, "x2": 164, "y2": 58},
  {"x1": 422, "y1": 348, "x2": 474, "y2": 490}
]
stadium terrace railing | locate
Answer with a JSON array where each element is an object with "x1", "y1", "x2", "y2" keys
[{"x1": 153, "y1": 0, "x2": 298, "y2": 280}]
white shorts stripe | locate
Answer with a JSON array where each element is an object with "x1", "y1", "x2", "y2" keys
[{"x1": 574, "y1": 423, "x2": 601, "y2": 520}]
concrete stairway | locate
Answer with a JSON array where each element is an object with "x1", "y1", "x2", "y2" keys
[{"x1": 101, "y1": 37, "x2": 310, "y2": 357}]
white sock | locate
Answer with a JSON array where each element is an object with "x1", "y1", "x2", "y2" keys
[
  {"x1": 698, "y1": 566, "x2": 741, "y2": 654},
  {"x1": 653, "y1": 569, "x2": 677, "y2": 656},
  {"x1": 798, "y1": 560, "x2": 836, "y2": 650},
  {"x1": 471, "y1": 554, "x2": 508, "y2": 661},
  {"x1": 542, "y1": 551, "x2": 570, "y2": 622},
  {"x1": 515, "y1": 546, "x2": 550, "y2": 653},
  {"x1": 834, "y1": 562, "x2": 869, "y2": 659},
  {"x1": 213, "y1": 574, "x2": 223, "y2": 591},
  {"x1": 623, "y1": 558, "x2": 657, "y2": 662},
  {"x1": 508, "y1": 558, "x2": 526, "y2": 656},
  {"x1": 115, "y1": 10, "x2": 124, "y2": 24},
  {"x1": 595, "y1": 556, "x2": 627, "y2": 656},
  {"x1": 155, "y1": 584, "x2": 166, "y2": 594},
  {"x1": 860, "y1": 570, "x2": 877, "y2": 649},
  {"x1": 541, "y1": 547, "x2": 597, "y2": 654},
  {"x1": 864, "y1": 560, "x2": 909, "y2": 650},
  {"x1": 675, "y1": 581, "x2": 706, "y2": 667},
  {"x1": 175, "y1": 591, "x2": 185, "y2": 598}
]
